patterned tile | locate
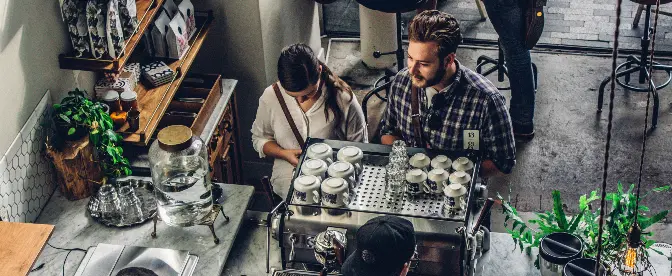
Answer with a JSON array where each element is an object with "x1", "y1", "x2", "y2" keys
[{"x1": 0, "y1": 90, "x2": 56, "y2": 222}]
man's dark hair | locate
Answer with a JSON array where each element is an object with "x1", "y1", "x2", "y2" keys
[{"x1": 408, "y1": 10, "x2": 463, "y2": 61}]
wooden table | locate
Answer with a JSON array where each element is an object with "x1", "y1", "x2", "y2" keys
[{"x1": 0, "y1": 222, "x2": 54, "y2": 276}]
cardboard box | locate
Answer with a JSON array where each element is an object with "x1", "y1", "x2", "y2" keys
[
  {"x1": 166, "y1": 14, "x2": 190, "y2": 59},
  {"x1": 150, "y1": 10, "x2": 171, "y2": 58},
  {"x1": 178, "y1": 0, "x2": 195, "y2": 39}
]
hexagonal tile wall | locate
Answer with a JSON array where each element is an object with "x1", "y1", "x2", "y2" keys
[{"x1": 0, "y1": 91, "x2": 56, "y2": 222}]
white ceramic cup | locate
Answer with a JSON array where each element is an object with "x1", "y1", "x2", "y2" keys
[
  {"x1": 444, "y1": 183, "x2": 467, "y2": 212},
  {"x1": 328, "y1": 161, "x2": 357, "y2": 189},
  {"x1": 321, "y1": 177, "x2": 350, "y2": 207},
  {"x1": 452, "y1": 157, "x2": 474, "y2": 173},
  {"x1": 409, "y1": 153, "x2": 431, "y2": 171},
  {"x1": 405, "y1": 169, "x2": 427, "y2": 195},
  {"x1": 431, "y1": 155, "x2": 452, "y2": 171},
  {"x1": 449, "y1": 171, "x2": 472, "y2": 186},
  {"x1": 301, "y1": 159, "x2": 328, "y2": 179},
  {"x1": 293, "y1": 175, "x2": 321, "y2": 204},
  {"x1": 427, "y1": 168, "x2": 450, "y2": 194},
  {"x1": 337, "y1": 146, "x2": 363, "y2": 176},
  {"x1": 306, "y1": 143, "x2": 334, "y2": 165}
]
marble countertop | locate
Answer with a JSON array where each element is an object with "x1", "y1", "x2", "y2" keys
[{"x1": 30, "y1": 183, "x2": 254, "y2": 276}]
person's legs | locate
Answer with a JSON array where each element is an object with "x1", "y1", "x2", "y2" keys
[{"x1": 481, "y1": 0, "x2": 536, "y2": 138}]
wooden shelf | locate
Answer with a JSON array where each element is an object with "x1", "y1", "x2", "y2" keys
[
  {"x1": 117, "y1": 12, "x2": 214, "y2": 146},
  {"x1": 58, "y1": 0, "x2": 166, "y2": 72}
]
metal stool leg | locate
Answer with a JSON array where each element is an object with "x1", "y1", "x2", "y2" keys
[
  {"x1": 475, "y1": 0, "x2": 487, "y2": 20},
  {"x1": 652, "y1": 88, "x2": 659, "y2": 128},
  {"x1": 597, "y1": 66, "x2": 640, "y2": 111},
  {"x1": 646, "y1": 72, "x2": 661, "y2": 129},
  {"x1": 633, "y1": 4, "x2": 645, "y2": 28}
]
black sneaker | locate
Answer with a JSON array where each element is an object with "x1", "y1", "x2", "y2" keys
[{"x1": 513, "y1": 123, "x2": 535, "y2": 141}]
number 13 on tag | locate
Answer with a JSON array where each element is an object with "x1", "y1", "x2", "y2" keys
[{"x1": 463, "y1": 130, "x2": 479, "y2": 150}]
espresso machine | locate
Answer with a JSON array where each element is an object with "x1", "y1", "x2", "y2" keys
[{"x1": 267, "y1": 139, "x2": 493, "y2": 276}]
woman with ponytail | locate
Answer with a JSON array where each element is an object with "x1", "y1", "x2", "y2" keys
[{"x1": 251, "y1": 43, "x2": 367, "y2": 199}]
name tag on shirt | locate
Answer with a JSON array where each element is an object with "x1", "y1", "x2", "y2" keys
[{"x1": 463, "y1": 130, "x2": 479, "y2": 150}]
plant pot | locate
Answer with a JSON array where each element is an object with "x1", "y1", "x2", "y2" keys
[
  {"x1": 563, "y1": 258, "x2": 606, "y2": 276},
  {"x1": 54, "y1": 119, "x2": 88, "y2": 141},
  {"x1": 539, "y1": 232, "x2": 584, "y2": 276}
]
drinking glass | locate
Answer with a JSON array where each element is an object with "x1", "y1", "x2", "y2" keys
[
  {"x1": 118, "y1": 186, "x2": 144, "y2": 224},
  {"x1": 385, "y1": 163, "x2": 404, "y2": 198},
  {"x1": 391, "y1": 140, "x2": 408, "y2": 157},
  {"x1": 99, "y1": 185, "x2": 120, "y2": 221}
]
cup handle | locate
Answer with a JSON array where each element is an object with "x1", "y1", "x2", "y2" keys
[
  {"x1": 354, "y1": 163, "x2": 362, "y2": 172},
  {"x1": 312, "y1": 190, "x2": 320, "y2": 204},
  {"x1": 326, "y1": 158, "x2": 333, "y2": 165},
  {"x1": 315, "y1": 176, "x2": 322, "y2": 183},
  {"x1": 342, "y1": 192, "x2": 350, "y2": 205},
  {"x1": 422, "y1": 182, "x2": 431, "y2": 193}
]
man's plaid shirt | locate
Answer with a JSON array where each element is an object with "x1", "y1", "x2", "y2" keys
[{"x1": 381, "y1": 60, "x2": 516, "y2": 173}]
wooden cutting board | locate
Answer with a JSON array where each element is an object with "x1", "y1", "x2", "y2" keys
[{"x1": 0, "y1": 221, "x2": 54, "y2": 276}]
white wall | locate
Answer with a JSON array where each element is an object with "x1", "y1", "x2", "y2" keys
[
  {"x1": 0, "y1": 0, "x2": 95, "y2": 158},
  {"x1": 195, "y1": 0, "x2": 322, "y2": 183},
  {"x1": 259, "y1": 0, "x2": 321, "y2": 85}
]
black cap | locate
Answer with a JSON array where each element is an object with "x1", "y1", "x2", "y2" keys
[{"x1": 341, "y1": 215, "x2": 416, "y2": 276}]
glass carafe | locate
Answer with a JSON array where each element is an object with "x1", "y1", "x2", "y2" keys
[{"x1": 149, "y1": 125, "x2": 213, "y2": 227}]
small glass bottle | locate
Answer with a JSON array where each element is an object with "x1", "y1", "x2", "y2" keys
[
  {"x1": 149, "y1": 125, "x2": 212, "y2": 227},
  {"x1": 120, "y1": 89, "x2": 138, "y2": 111},
  {"x1": 102, "y1": 90, "x2": 122, "y2": 112}
]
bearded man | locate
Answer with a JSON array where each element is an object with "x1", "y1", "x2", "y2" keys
[{"x1": 380, "y1": 10, "x2": 516, "y2": 177}]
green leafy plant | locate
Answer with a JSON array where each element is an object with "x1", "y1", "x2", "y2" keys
[
  {"x1": 52, "y1": 89, "x2": 131, "y2": 178},
  {"x1": 498, "y1": 183, "x2": 670, "y2": 270}
]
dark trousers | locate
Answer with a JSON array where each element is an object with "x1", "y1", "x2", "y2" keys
[{"x1": 481, "y1": 0, "x2": 536, "y2": 128}]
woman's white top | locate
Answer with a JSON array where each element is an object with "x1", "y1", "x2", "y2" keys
[{"x1": 251, "y1": 81, "x2": 368, "y2": 198}]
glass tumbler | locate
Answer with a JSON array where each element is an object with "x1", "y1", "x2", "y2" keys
[
  {"x1": 385, "y1": 163, "x2": 404, "y2": 198},
  {"x1": 99, "y1": 185, "x2": 120, "y2": 221},
  {"x1": 391, "y1": 140, "x2": 408, "y2": 157},
  {"x1": 118, "y1": 186, "x2": 144, "y2": 224}
]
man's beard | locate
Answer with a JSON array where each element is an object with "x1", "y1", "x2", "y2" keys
[{"x1": 411, "y1": 63, "x2": 446, "y2": 88}]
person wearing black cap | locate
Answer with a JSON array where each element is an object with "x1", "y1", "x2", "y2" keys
[{"x1": 341, "y1": 215, "x2": 416, "y2": 276}]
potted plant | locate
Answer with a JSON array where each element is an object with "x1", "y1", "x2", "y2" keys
[
  {"x1": 52, "y1": 88, "x2": 95, "y2": 141},
  {"x1": 52, "y1": 89, "x2": 131, "y2": 180},
  {"x1": 498, "y1": 183, "x2": 670, "y2": 273}
]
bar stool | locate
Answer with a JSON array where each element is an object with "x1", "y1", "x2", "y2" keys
[
  {"x1": 357, "y1": 0, "x2": 428, "y2": 72},
  {"x1": 475, "y1": 40, "x2": 539, "y2": 91},
  {"x1": 596, "y1": 3, "x2": 672, "y2": 129}
]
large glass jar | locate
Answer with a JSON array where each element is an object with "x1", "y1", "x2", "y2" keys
[{"x1": 149, "y1": 125, "x2": 213, "y2": 227}]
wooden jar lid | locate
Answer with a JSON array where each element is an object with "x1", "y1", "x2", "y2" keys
[{"x1": 157, "y1": 125, "x2": 192, "y2": 152}]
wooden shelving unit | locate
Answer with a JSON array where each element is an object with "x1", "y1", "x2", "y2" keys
[
  {"x1": 58, "y1": 0, "x2": 166, "y2": 72},
  {"x1": 116, "y1": 12, "x2": 214, "y2": 145}
]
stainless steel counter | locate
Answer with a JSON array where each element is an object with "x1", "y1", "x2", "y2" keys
[{"x1": 30, "y1": 183, "x2": 254, "y2": 276}]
